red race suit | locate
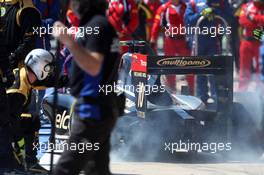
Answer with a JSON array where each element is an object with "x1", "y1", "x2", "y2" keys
[
  {"x1": 108, "y1": 0, "x2": 139, "y2": 52},
  {"x1": 239, "y1": 1, "x2": 264, "y2": 90},
  {"x1": 150, "y1": 0, "x2": 193, "y2": 93}
]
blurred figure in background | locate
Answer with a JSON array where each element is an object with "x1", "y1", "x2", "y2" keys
[
  {"x1": 184, "y1": 0, "x2": 233, "y2": 104},
  {"x1": 150, "y1": 0, "x2": 193, "y2": 94},
  {"x1": 228, "y1": 0, "x2": 248, "y2": 73},
  {"x1": 239, "y1": 0, "x2": 264, "y2": 90},
  {"x1": 134, "y1": 0, "x2": 154, "y2": 41},
  {"x1": 145, "y1": 0, "x2": 161, "y2": 33},
  {"x1": 33, "y1": 0, "x2": 60, "y2": 50},
  {"x1": 107, "y1": 0, "x2": 139, "y2": 52},
  {"x1": 52, "y1": 0, "x2": 121, "y2": 174}
]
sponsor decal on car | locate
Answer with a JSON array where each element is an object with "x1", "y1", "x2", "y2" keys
[{"x1": 157, "y1": 57, "x2": 211, "y2": 67}]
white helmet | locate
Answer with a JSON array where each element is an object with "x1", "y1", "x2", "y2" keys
[{"x1": 24, "y1": 49, "x2": 54, "y2": 81}]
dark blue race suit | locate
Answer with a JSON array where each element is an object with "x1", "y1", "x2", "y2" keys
[{"x1": 184, "y1": 0, "x2": 233, "y2": 103}]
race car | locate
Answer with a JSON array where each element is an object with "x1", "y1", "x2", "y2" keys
[{"x1": 110, "y1": 40, "x2": 236, "y2": 160}]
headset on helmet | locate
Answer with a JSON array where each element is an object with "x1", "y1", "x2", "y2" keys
[{"x1": 24, "y1": 49, "x2": 55, "y2": 81}]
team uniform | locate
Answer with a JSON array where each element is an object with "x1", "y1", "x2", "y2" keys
[
  {"x1": 239, "y1": 1, "x2": 264, "y2": 90},
  {"x1": 0, "y1": 0, "x2": 41, "y2": 168},
  {"x1": 6, "y1": 49, "x2": 60, "y2": 173},
  {"x1": 134, "y1": 0, "x2": 153, "y2": 41},
  {"x1": 108, "y1": 0, "x2": 139, "y2": 52},
  {"x1": 146, "y1": 0, "x2": 161, "y2": 31},
  {"x1": 151, "y1": 0, "x2": 193, "y2": 93},
  {"x1": 7, "y1": 67, "x2": 42, "y2": 169},
  {"x1": 134, "y1": 0, "x2": 161, "y2": 41},
  {"x1": 54, "y1": 15, "x2": 121, "y2": 175},
  {"x1": 151, "y1": 1, "x2": 189, "y2": 55},
  {"x1": 184, "y1": 0, "x2": 232, "y2": 103}
]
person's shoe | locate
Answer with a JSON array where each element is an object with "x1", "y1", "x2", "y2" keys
[{"x1": 27, "y1": 163, "x2": 48, "y2": 174}]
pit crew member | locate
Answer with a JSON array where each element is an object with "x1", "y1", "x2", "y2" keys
[
  {"x1": 184, "y1": 0, "x2": 233, "y2": 103},
  {"x1": 150, "y1": 0, "x2": 194, "y2": 93},
  {"x1": 0, "y1": 0, "x2": 41, "y2": 169},
  {"x1": 239, "y1": 0, "x2": 264, "y2": 90},
  {"x1": 52, "y1": 0, "x2": 122, "y2": 174}
]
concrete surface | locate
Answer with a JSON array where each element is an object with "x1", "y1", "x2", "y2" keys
[{"x1": 111, "y1": 162, "x2": 264, "y2": 175}]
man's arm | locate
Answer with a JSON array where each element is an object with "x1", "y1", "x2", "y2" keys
[
  {"x1": 150, "y1": 6, "x2": 163, "y2": 43},
  {"x1": 67, "y1": 42, "x2": 104, "y2": 76},
  {"x1": 252, "y1": 14, "x2": 264, "y2": 25},
  {"x1": 238, "y1": 5, "x2": 255, "y2": 28},
  {"x1": 121, "y1": 0, "x2": 139, "y2": 35},
  {"x1": 239, "y1": 3, "x2": 264, "y2": 27}
]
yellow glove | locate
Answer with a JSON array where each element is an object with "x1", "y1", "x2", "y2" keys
[{"x1": 201, "y1": 7, "x2": 214, "y2": 21}]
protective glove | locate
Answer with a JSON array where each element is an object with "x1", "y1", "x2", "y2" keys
[
  {"x1": 201, "y1": 7, "x2": 214, "y2": 21},
  {"x1": 253, "y1": 28, "x2": 264, "y2": 41},
  {"x1": 1, "y1": 69, "x2": 15, "y2": 89}
]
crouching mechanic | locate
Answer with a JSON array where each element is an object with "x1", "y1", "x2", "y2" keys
[
  {"x1": 0, "y1": 0, "x2": 41, "y2": 170},
  {"x1": 6, "y1": 49, "x2": 65, "y2": 173}
]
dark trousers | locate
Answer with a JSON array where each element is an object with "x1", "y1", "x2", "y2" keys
[
  {"x1": 0, "y1": 91, "x2": 41, "y2": 169},
  {"x1": 53, "y1": 112, "x2": 116, "y2": 175},
  {"x1": 196, "y1": 75, "x2": 217, "y2": 103},
  {"x1": 196, "y1": 41, "x2": 219, "y2": 103},
  {"x1": 0, "y1": 87, "x2": 17, "y2": 168}
]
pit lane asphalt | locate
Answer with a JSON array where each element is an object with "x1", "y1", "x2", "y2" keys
[{"x1": 111, "y1": 162, "x2": 264, "y2": 175}]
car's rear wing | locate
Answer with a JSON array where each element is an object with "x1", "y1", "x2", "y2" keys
[{"x1": 131, "y1": 55, "x2": 233, "y2": 118}]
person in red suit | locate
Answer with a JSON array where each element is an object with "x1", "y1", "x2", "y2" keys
[
  {"x1": 150, "y1": 0, "x2": 193, "y2": 93},
  {"x1": 239, "y1": 0, "x2": 264, "y2": 90},
  {"x1": 107, "y1": 0, "x2": 139, "y2": 44},
  {"x1": 145, "y1": 0, "x2": 161, "y2": 36},
  {"x1": 146, "y1": 0, "x2": 161, "y2": 15}
]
